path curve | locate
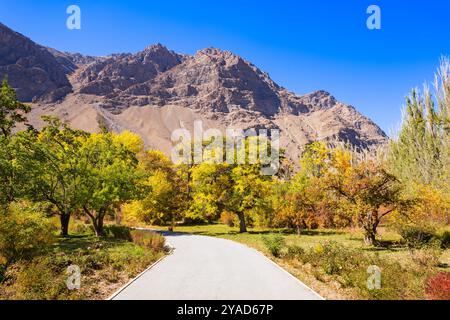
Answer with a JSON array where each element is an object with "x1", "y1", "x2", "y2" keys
[{"x1": 112, "y1": 232, "x2": 323, "y2": 300}]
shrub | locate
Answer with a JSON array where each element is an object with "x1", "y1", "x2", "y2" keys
[
  {"x1": 309, "y1": 241, "x2": 369, "y2": 276},
  {"x1": 285, "y1": 245, "x2": 305, "y2": 259},
  {"x1": 2, "y1": 256, "x2": 69, "y2": 300},
  {"x1": 131, "y1": 230, "x2": 166, "y2": 252},
  {"x1": 262, "y1": 234, "x2": 285, "y2": 257},
  {"x1": 409, "y1": 247, "x2": 441, "y2": 267},
  {"x1": 425, "y1": 272, "x2": 450, "y2": 300},
  {"x1": 104, "y1": 225, "x2": 132, "y2": 241},
  {"x1": 0, "y1": 202, "x2": 55, "y2": 264},
  {"x1": 220, "y1": 211, "x2": 236, "y2": 227},
  {"x1": 398, "y1": 224, "x2": 436, "y2": 248}
]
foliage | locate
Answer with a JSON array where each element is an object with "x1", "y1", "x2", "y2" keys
[
  {"x1": 425, "y1": 272, "x2": 450, "y2": 300},
  {"x1": 20, "y1": 117, "x2": 88, "y2": 236},
  {"x1": 220, "y1": 211, "x2": 236, "y2": 227},
  {"x1": 0, "y1": 77, "x2": 31, "y2": 138},
  {"x1": 398, "y1": 224, "x2": 437, "y2": 248},
  {"x1": 388, "y1": 57, "x2": 450, "y2": 190},
  {"x1": 135, "y1": 151, "x2": 187, "y2": 229},
  {"x1": 0, "y1": 202, "x2": 55, "y2": 264},
  {"x1": 325, "y1": 156, "x2": 406, "y2": 246},
  {"x1": 228, "y1": 164, "x2": 272, "y2": 232},
  {"x1": 262, "y1": 234, "x2": 285, "y2": 257},
  {"x1": 189, "y1": 163, "x2": 232, "y2": 223},
  {"x1": 78, "y1": 131, "x2": 143, "y2": 236}
]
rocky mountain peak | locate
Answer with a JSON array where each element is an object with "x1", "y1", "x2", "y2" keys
[{"x1": 0, "y1": 23, "x2": 72, "y2": 102}]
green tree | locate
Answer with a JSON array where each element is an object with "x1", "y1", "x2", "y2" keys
[
  {"x1": 79, "y1": 132, "x2": 143, "y2": 236},
  {"x1": 0, "y1": 78, "x2": 31, "y2": 209},
  {"x1": 0, "y1": 77, "x2": 30, "y2": 138},
  {"x1": 22, "y1": 117, "x2": 87, "y2": 236},
  {"x1": 389, "y1": 57, "x2": 450, "y2": 190}
]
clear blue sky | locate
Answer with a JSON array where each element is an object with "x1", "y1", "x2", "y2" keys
[{"x1": 1, "y1": 0, "x2": 449, "y2": 134}]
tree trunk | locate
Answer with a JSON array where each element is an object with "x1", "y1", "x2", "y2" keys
[
  {"x1": 60, "y1": 214, "x2": 70, "y2": 237},
  {"x1": 168, "y1": 216, "x2": 175, "y2": 232},
  {"x1": 364, "y1": 232, "x2": 377, "y2": 246},
  {"x1": 238, "y1": 212, "x2": 247, "y2": 233},
  {"x1": 362, "y1": 211, "x2": 380, "y2": 246},
  {"x1": 92, "y1": 217, "x2": 104, "y2": 237},
  {"x1": 296, "y1": 225, "x2": 302, "y2": 236}
]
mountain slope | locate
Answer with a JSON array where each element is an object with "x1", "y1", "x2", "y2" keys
[{"x1": 0, "y1": 23, "x2": 72, "y2": 102}]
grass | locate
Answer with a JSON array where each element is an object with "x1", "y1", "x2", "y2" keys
[
  {"x1": 152, "y1": 223, "x2": 450, "y2": 300},
  {"x1": 0, "y1": 224, "x2": 166, "y2": 300}
]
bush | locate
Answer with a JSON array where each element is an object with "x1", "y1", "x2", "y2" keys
[
  {"x1": 131, "y1": 230, "x2": 166, "y2": 252},
  {"x1": 104, "y1": 225, "x2": 132, "y2": 241},
  {"x1": 425, "y1": 272, "x2": 450, "y2": 300},
  {"x1": 399, "y1": 224, "x2": 436, "y2": 248},
  {"x1": 220, "y1": 211, "x2": 236, "y2": 227},
  {"x1": 409, "y1": 247, "x2": 441, "y2": 267},
  {"x1": 305, "y1": 241, "x2": 369, "y2": 276},
  {"x1": 262, "y1": 234, "x2": 285, "y2": 257},
  {"x1": 285, "y1": 245, "x2": 305, "y2": 259},
  {"x1": 0, "y1": 202, "x2": 55, "y2": 264}
]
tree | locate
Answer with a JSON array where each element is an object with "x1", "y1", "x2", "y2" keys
[
  {"x1": 389, "y1": 57, "x2": 449, "y2": 190},
  {"x1": 138, "y1": 151, "x2": 187, "y2": 230},
  {"x1": 327, "y1": 159, "x2": 405, "y2": 245},
  {"x1": 228, "y1": 164, "x2": 272, "y2": 233},
  {"x1": 0, "y1": 77, "x2": 31, "y2": 209},
  {"x1": 78, "y1": 132, "x2": 143, "y2": 236},
  {"x1": 188, "y1": 163, "x2": 232, "y2": 223},
  {"x1": 0, "y1": 135, "x2": 29, "y2": 209},
  {"x1": 22, "y1": 117, "x2": 87, "y2": 236},
  {"x1": 273, "y1": 142, "x2": 338, "y2": 234},
  {"x1": 0, "y1": 77, "x2": 30, "y2": 138}
]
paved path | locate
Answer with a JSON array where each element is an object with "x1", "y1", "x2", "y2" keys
[{"x1": 112, "y1": 232, "x2": 323, "y2": 300}]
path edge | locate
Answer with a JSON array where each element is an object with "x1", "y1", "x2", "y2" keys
[{"x1": 106, "y1": 232, "x2": 174, "y2": 300}]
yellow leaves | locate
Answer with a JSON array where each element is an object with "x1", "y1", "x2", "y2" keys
[
  {"x1": 406, "y1": 183, "x2": 450, "y2": 225},
  {"x1": 122, "y1": 200, "x2": 146, "y2": 225},
  {"x1": 314, "y1": 243, "x2": 324, "y2": 254},
  {"x1": 113, "y1": 131, "x2": 144, "y2": 154},
  {"x1": 331, "y1": 147, "x2": 353, "y2": 175}
]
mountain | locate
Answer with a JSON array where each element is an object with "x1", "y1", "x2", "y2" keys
[
  {"x1": 0, "y1": 23, "x2": 72, "y2": 102},
  {"x1": 0, "y1": 23, "x2": 388, "y2": 163}
]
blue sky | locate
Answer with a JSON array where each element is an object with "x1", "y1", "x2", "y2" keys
[{"x1": 1, "y1": 0, "x2": 449, "y2": 134}]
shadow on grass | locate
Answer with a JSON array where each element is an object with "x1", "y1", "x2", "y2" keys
[
  {"x1": 164, "y1": 227, "x2": 347, "y2": 238},
  {"x1": 52, "y1": 234, "x2": 126, "y2": 253},
  {"x1": 360, "y1": 239, "x2": 406, "y2": 252}
]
